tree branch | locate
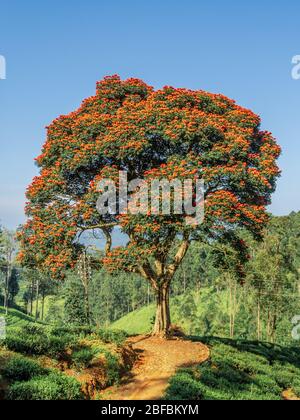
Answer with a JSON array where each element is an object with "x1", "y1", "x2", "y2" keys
[
  {"x1": 138, "y1": 262, "x2": 159, "y2": 291},
  {"x1": 166, "y1": 232, "x2": 191, "y2": 283}
]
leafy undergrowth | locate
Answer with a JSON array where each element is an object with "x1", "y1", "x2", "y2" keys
[
  {"x1": 0, "y1": 319, "x2": 133, "y2": 400},
  {"x1": 165, "y1": 337, "x2": 300, "y2": 401}
]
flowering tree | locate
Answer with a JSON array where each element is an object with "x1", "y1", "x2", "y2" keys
[{"x1": 18, "y1": 75, "x2": 281, "y2": 336}]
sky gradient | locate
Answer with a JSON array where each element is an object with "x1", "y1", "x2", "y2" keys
[{"x1": 0, "y1": 0, "x2": 299, "y2": 229}]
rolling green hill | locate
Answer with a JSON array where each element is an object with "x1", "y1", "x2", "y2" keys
[
  {"x1": 111, "y1": 287, "x2": 234, "y2": 336},
  {"x1": 110, "y1": 288, "x2": 219, "y2": 335},
  {"x1": 111, "y1": 286, "x2": 297, "y2": 347},
  {"x1": 0, "y1": 307, "x2": 38, "y2": 328},
  {"x1": 111, "y1": 303, "x2": 156, "y2": 335}
]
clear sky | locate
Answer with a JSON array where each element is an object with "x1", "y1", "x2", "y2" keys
[{"x1": 0, "y1": 0, "x2": 299, "y2": 229}]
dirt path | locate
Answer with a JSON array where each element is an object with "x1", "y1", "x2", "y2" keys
[
  {"x1": 282, "y1": 389, "x2": 300, "y2": 401},
  {"x1": 101, "y1": 336, "x2": 210, "y2": 401}
]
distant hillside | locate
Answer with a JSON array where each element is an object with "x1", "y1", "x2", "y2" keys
[
  {"x1": 0, "y1": 307, "x2": 38, "y2": 327},
  {"x1": 111, "y1": 286, "x2": 298, "y2": 346},
  {"x1": 111, "y1": 288, "x2": 227, "y2": 335}
]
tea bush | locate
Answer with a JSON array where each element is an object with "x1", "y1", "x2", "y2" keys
[
  {"x1": 3, "y1": 325, "x2": 75, "y2": 359},
  {"x1": 1, "y1": 355, "x2": 48, "y2": 382},
  {"x1": 97, "y1": 329, "x2": 128, "y2": 347},
  {"x1": 7, "y1": 371, "x2": 84, "y2": 400},
  {"x1": 165, "y1": 338, "x2": 300, "y2": 401},
  {"x1": 71, "y1": 346, "x2": 96, "y2": 369}
]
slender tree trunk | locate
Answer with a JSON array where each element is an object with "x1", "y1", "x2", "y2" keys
[
  {"x1": 228, "y1": 277, "x2": 237, "y2": 339},
  {"x1": 84, "y1": 285, "x2": 90, "y2": 325},
  {"x1": 78, "y1": 252, "x2": 91, "y2": 325},
  {"x1": 271, "y1": 314, "x2": 277, "y2": 344},
  {"x1": 229, "y1": 279, "x2": 233, "y2": 338},
  {"x1": 4, "y1": 263, "x2": 11, "y2": 315},
  {"x1": 195, "y1": 280, "x2": 201, "y2": 304},
  {"x1": 257, "y1": 297, "x2": 261, "y2": 341},
  {"x1": 232, "y1": 282, "x2": 237, "y2": 338},
  {"x1": 147, "y1": 283, "x2": 150, "y2": 306},
  {"x1": 152, "y1": 283, "x2": 171, "y2": 337},
  {"x1": 183, "y1": 270, "x2": 187, "y2": 294},
  {"x1": 266, "y1": 310, "x2": 271, "y2": 341},
  {"x1": 41, "y1": 292, "x2": 45, "y2": 321},
  {"x1": 30, "y1": 280, "x2": 34, "y2": 316},
  {"x1": 35, "y1": 278, "x2": 40, "y2": 320}
]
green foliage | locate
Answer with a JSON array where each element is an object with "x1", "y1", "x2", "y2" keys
[
  {"x1": 100, "y1": 350, "x2": 121, "y2": 386},
  {"x1": 71, "y1": 346, "x2": 96, "y2": 369},
  {"x1": 165, "y1": 371, "x2": 203, "y2": 400},
  {"x1": 96, "y1": 329, "x2": 128, "y2": 347},
  {"x1": 49, "y1": 325, "x2": 93, "y2": 338},
  {"x1": 44, "y1": 297, "x2": 64, "y2": 325},
  {"x1": 7, "y1": 371, "x2": 84, "y2": 400},
  {"x1": 63, "y1": 272, "x2": 90, "y2": 326},
  {"x1": 0, "y1": 306, "x2": 39, "y2": 327},
  {"x1": 3, "y1": 324, "x2": 75, "y2": 358},
  {"x1": 1, "y1": 355, "x2": 47, "y2": 382},
  {"x1": 165, "y1": 338, "x2": 300, "y2": 401}
]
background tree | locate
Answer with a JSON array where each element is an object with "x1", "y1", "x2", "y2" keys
[
  {"x1": 1, "y1": 229, "x2": 17, "y2": 314},
  {"x1": 18, "y1": 75, "x2": 281, "y2": 336},
  {"x1": 246, "y1": 218, "x2": 299, "y2": 343}
]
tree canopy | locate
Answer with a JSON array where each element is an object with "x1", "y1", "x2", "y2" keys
[{"x1": 18, "y1": 75, "x2": 281, "y2": 335}]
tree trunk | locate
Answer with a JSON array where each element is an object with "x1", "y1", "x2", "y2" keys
[
  {"x1": 257, "y1": 298, "x2": 261, "y2": 341},
  {"x1": 35, "y1": 278, "x2": 40, "y2": 320},
  {"x1": 41, "y1": 292, "x2": 45, "y2": 321},
  {"x1": 4, "y1": 263, "x2": 11, "y2": 315},
  {"x1": 84, "y1": 286, "x2": 90, "y2": 325},
  {"x1": 30, "y1": 280, "x2": 34, "y2": 316},
  {"x1": 152, "y1": 284, "x2": 171, "y2": 337}
]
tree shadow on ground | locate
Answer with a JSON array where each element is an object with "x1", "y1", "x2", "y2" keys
[
  {"x1": 164, "y1": 336, "x2": 300, "y2": 400},
  {"x1": 190, "y1": 335, "x2": 300, "y2": 367}
]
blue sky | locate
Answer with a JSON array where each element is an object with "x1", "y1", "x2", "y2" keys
[{"x1": 0, "y1": 0, "x2": 299, "y2": 229}]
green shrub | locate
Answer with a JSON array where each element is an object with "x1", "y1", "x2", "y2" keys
[
  {"x1": 48, "y1": 326, "x2": 93, "y2": 338},
  {"x1": 103, "y1": 351, "x2": 121, "y2": 386},
  {"x1": 273, "y1": 367, "x2": 294, "y2": 389},
  {"x1": 97, "y1": 329, "x2": 128, "y2": 346},
  {"x1": 165, "y1": 372, "x2": 203, "y2": 400},
  {"x1": 47, "y1": 335, "x2": 73, "y2": 358},
  {"x1": 1, "y1": 356, "x2": 48, "y2": 382},
  {"x1": 253, "y1": 374, "x2": 281, "y2": 395},
  {"x1": 7, "y1": 371, "x2": 84, "y2": 400},
  {"x1": 4, "y1": 330, "x2": 49, "y2": 355},
  {"x1": 165, "y1": 339, "x2": 300, "y2": 401},
  {"x1": 292, "y1": 377, "x2": 300, "y2": 398},
  {"x1": 71, "y1": 346, "x2": 96, "y2": 369},
  {"x1": 3, "y1": 325, "x2": 74, "y2": 359}
]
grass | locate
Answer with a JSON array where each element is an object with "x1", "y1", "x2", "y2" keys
[
  {"x1": 0, "y1": 306, "x2": 39, "y2": 327},
  {"x1": 30, "y1": 296, "x2": 64, "y2": 321},
  {"x1": 165, "y1": 337, "x2": 300, "y2": 401},
  {"x1": 111, "y1": 304, "x2": 156, "y2": 335}
]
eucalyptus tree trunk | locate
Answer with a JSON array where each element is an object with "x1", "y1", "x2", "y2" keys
[
  {"x1": 35, "y1": 278, "x2": 40, "y2": 320},
  {"x1": 41, "y1": 291, "x2": 45, "y2": 321}
]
